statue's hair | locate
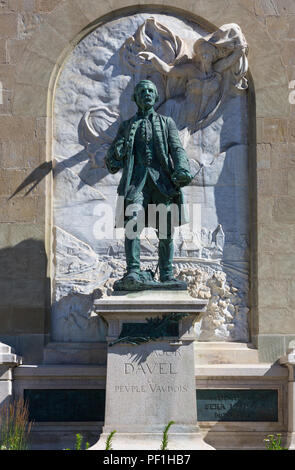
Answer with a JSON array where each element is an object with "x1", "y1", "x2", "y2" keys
[
  {"x1": 193, "y1": 38, "x2": 219, "y2": 61},
  {"x1": 132, "y1": 80, "x2": 159, "y2": 103}
]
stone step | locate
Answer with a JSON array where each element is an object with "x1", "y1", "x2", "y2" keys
[{"x1": 195, "y1": 342, "x2": 259, "y2": 365}]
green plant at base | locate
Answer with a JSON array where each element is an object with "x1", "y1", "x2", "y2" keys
[
  {"x1": 160, "y1": 421, "x2": 175, "y2": 450},
  {"x1": 105, "y1": 430, "x2": 116, "y2": 450},
  {"x1": 64, "y1": 433, "x2": 90, "y2": 450},
  {"x1": 0, "y1": 398, "x2": 33, "y2": 450},
  {"x1": 74, "y1": 433, "x2": 90, "y2": 450},
  {"x1": 264, "y1": 434, "x2": 287, "y2": 450}
]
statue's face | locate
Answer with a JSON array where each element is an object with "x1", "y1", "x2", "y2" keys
[
  {"x1": 134, "y1": 83, "x2": 157, "y2": 111},
  {"x1": 196, "y1": 42, "x2": 217, "y2": 66}
]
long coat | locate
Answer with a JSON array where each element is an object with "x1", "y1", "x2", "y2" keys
[{"x1": 105, "y1": 111, "x2": 191, "y2": 228}]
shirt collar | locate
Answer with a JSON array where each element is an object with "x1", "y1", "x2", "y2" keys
[{"x1": 136, "y1": 107, "x2": 156, "y2": 119}]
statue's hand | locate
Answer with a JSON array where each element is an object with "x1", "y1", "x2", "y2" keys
[
  {"x1": 138, "y1": 51, "x2": 155, "y2": 62},
  {"x1": 105, "y1": 154, "x2": 124, "y2": 174},
  {"x1": 114, "y1": 139, "x2": 126, "y2": 161},
  {"x1": 171, "y1": 169, "x2": 192, "y2": 188}
]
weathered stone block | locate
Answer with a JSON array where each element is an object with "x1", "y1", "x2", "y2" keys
[
  {"x1": 257, "y1": 87, "x2": 290, "y2": 119},
  {"x1": 256, "y1": 117, "x2": 264, "y2": 143},
  {"x1": 255, "y1": 334, "x2": 286, "y2": 363},
  {"x1": 258, "y1": 223, "x2": 295, "y2": 253},
  {"x1": 0, "y1": 64, "x2": 15, "y2": 89},
  {"x1": 10, "y1": 307, "x2": 45, "y2": 333},
  {"x1": 0, "y1": 116, "x2": 36, "y2": 140},
  {"x1": 287, "y1": 167, "x2": 295, "y2": 195},
  {"x1": 0, "y1": 140, "x2": 41, "y2": 169},
  {"x1": 76, "y1": 0, "x2": 113, "y2": 22},
  {"x1": 0, "y1": 169, "x2": 10, "y2": 196},
  {"x1": 222, "y1": 5, "x2": 279, "y2": 58},
  {"x1": 0, "y1": 89, "x2": 12, "y2": 114},
  {"x1": 0, "y1": 196, "x2": 39, "y2": 222},
  {"x1": 258, "y1": 308, "x2": 295, "y2": 334},
  {"x1": 266, "y1": 16, "x2": 295, "y2": 40},
  {"x1": 273, "y1": 196, "x2": 295, "y2": 224},
  {"x1": 228, "y1": 0, "x2": 255, "y2": 15},
  {"x1": 15, "y1": 334, "x2": 45, "y2": 363},
  {"x1": 6, "y1": 38, "x2": 28, "y2": 64},
  {"x1": 27, "y1": 22, "x2": 68, "y2": 63},
  {"x1": 287, "y1": 143, "x2": 295, "y2": 166},
  {"x1": 0, "y1": 238, "x2": 46, "y2": 280},
  {"x1": 9, "y1": 0, "x2": 36, "y2": 12},
  {"x1": 0, "y1": 39, "x2": 7, "y2": 63},
  {"x1": 277, "y1": 0, "x2": 295, "y2": 15},
  {"x1": 273, "y1": 252, "x2": 295, "y2": 278},
  {"x1": 4, "y1": 167, "x2": 45, "y2": 198},
  {"x1": 0, "y1": 307, "x2": 45, "y2": 334},
  {"x1": 258, "y1": 280, "x2": 288, "y2": 308},
  {"x1": 288, "y1": 120, "x2": 295, "y2": 142},
  {"x1": 47, "y1": 1, "x2": 89, "y2": 41},
  {"x1": 162, "y1": 0, "x2": 193, "y2": 12},
  {"x1": 281, "y1": 41, "x2": 295, "y2": 67},
  {"x1": 270, "y1": 143, "x2": 293, "y2": 169},
  {"x1": 257, "y1": 196, "x2": 274, "y2": 225},
  {"x1": 257, "y1": 169, "x2": 272, "y2": 195},
  {"x1": 35, "y1": 117, "x2": 46, "y2": 141},
  {"x1": 191, "y1": 0, "x2": 229, "y2": 26},
  {"x1": 12, "y1": 83, "x2": 47, "y2": 116},
  {"x1": 0, "y1": 0, "x2": 10, "y2": 11},
  {"x1": 257, "y1": 143, "x2": 271, "y2": 169},
  {"x1": 272, "y1": 169, "x2": 288, "y2": 195},
  {"x1": 254, "y1": 0, "x2": 280, "y2": 16},
  {"x1": 36, "y1": 0, "x2": 59, "y2": 12},
  {"x1": 17, "y1": 11, "x2": 46, "y2": 40},
  {"x1": 0, "y1": 334, "x2": 45, "y2": 363},
  {"x1": 287, "y1": 66, "x2": 295, "y2": 81},
  {"x1": 0, "y1": 13, "x2": 17, "y2": 38},
  {"x1": 16, "y1": 50, "x2": 54, "y2": 87},
  {"x1": 251, "y1": 53, "x2": 287, "y2": 90},
  {"x1": 257, "y1": 168, "x2": 288, "y2": 196},
  {"x1": 257, "y1": 252, "x2": 274, "y2": 279},
  {"x1": 0, "y1": 277, "x2": 45, "y2": 308},
  {"x1": 287, "y1": 280, "x2": 295, "y2": 306},
  {"x1": 262, "y1": 118, "x2": 288, "y2": 143},
  {"x1": 0, "y1": 223, "x2": 44, "y2": 249}
]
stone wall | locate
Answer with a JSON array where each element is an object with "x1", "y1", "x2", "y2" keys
[{"x1": 0, "y1": 0, "x2": 294, "y2": 363}]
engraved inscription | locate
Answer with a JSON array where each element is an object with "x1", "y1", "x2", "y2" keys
[
  {"x1": 124, "y1": 362, "x2": 177, "y2": 375},
  {"x1": 114, "y1": 384, "x2": 189, "y2": 393},
  {"x1": 152, "y1": 350, "x2": 181, "y2": 357},
  {"x1": 197, "y1": 390, "x2": 278, "y2": 422},
  {"x1": 124, "y1": 350, "x2": 181, "y2": 360}
]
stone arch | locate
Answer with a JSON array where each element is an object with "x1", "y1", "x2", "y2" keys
[
  {"x1": 13, "y1": 1, "x2": 289, "y2": 118},
  {"x1": 12, "y1": 1, "x2": 289, "y2": 345}
]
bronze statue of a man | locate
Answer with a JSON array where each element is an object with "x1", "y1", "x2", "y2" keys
[{"x1": 105, "y1": 80, "x2": 192, "y2": 291}]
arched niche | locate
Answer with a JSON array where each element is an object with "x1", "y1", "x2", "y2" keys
[{"x1": 49, "y1": 7, "x2": 254, "y2": 344}]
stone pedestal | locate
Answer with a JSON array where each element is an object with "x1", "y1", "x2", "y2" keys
[
  {"x1": 0, "y1": 342, "x2": 22, "y2": 407},
  {"x1": 90, "y1": 291, "x2": 213, "y2": 450},
  {"x1": 280, "y1": 349, "x2": 295, "y2": 449}
]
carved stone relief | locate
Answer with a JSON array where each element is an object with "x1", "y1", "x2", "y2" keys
[{"x1": 53, "y1": 12, "x2": 250, "y2": 342}]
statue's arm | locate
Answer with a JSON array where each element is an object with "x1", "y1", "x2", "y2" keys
[
  {"x1": 138, "y1": 51, "x2": 191, "y2": 78},
  {"x1": 167, "y1": 118, "x2": 192, "y2": 187},
  {"x1": 105, "y1": 123, "x2": 126, "y2": 174},
  {"x1": 213, "y1": 46, "x2": 245, "y2": 73}
]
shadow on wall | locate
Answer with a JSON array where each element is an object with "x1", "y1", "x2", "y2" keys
[
  {"x1": 6, "y1": 159, "x2": 108, "y2": 352},
  {"x1": 0, "y1": 239, "x2": 50, "y2": 364},
  {"x1": 8, "y1": 162, "x2": 53, "y2": 199},
  {"x1": 8, "y1": 129, "x2": 108, "y2": 201}
]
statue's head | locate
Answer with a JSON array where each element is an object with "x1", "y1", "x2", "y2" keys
[
  {"x1": 193, "y1": 39, "x2": 219, "y2": 66},
  {"x1": 133, "y1": 80, "x2": 159, "y2": 111}
]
